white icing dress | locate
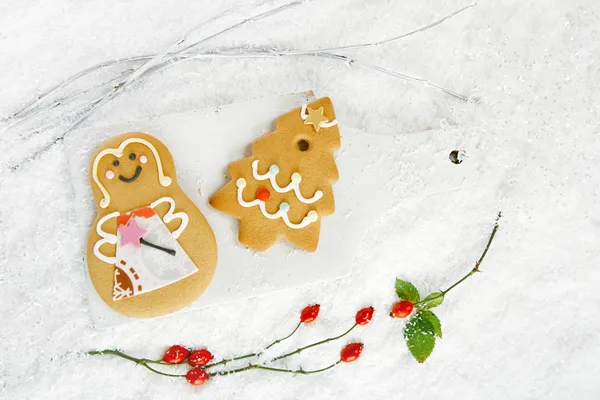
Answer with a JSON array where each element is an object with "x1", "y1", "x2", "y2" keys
[{"x1": 94, "y1": 197, "x2": 197, "y2": 301}]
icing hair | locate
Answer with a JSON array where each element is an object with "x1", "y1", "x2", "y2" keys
[{"x1": 92, "y1": 137, "x2": 172, "y2": 208}]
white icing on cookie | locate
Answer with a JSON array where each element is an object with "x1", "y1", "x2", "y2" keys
[
  {"x1": 252, "y1": 160, "x2": 323, "y2": 204},
  {"x1": 92, "y1": 137, "x2": 172, "y2": 209},
  {"x1": 150, "y1": 197, "x2": 189, "y2": 239},
  {"x1": 93, "y1": 211, "x2": 120, "y2": 264},
  {"x1": 236, "y1": 178, "x2": 318, "y2": 229},
  {"x1": 93, "y1": 197, "x2": 188, "y2": 263}
]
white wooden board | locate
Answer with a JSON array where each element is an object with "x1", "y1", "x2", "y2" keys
[{"x1": 65, "y1": 92, "x2": 486, "y2": 327}]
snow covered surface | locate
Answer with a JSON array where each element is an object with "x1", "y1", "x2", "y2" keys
[{"x1": 1, "y1": 0, "x2": 599, "y2": 398}]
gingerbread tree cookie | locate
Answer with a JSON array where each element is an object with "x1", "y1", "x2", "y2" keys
[{"x1": 210, "y1": 97, "x2": 340, "y2": 252}]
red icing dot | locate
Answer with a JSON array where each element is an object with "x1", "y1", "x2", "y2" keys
[{"x1": 256, "y1": 188, "x2": 270, "y2": 201}]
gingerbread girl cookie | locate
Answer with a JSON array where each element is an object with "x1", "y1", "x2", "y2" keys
[
  {"x1": 86, "y1": 132, "x2": 217, "y2": 318},
  {"x1": 210, "y1": 97, "x2": 340, "y2": 252}
]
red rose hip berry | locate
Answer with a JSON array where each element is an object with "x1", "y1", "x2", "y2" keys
[
  {"x1": 186, "y1": 368, "x2": 210, "y2": 386},
  {"x1": 188, "y1": 349, "x2": 213, "y2": 367},
  {"x1": 341, "y1": 342, "x2": 363, "y2": 363},
  {"x1": 355, "y1": 306, "x2": 374, "y2": 325},
  {"x1": 390, "y1": 301, "x2": 414, "y2": 318},
  {"x1": 300, "y1": 304, "x2": 320, "y2": 323},
  {"x1": 162, "y1": 345, "x2": 190, "y2": 364}
]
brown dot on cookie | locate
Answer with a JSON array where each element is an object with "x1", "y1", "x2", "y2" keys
[{"x1": 297, "y1": 139, "x2": 310, "y2": 151}]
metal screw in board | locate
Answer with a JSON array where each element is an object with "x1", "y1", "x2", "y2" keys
[{"x1": 449, "y1": 150, "x2": 466, "y2": 164}]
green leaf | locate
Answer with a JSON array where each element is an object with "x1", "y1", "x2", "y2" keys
[
  {"x1": 419, "y1": 310, "x2": 442, "y2": 339},
  {"x1": 419, "y1": 292, "x2": 445, "y2": 309},
  {"x1": 395, "y1": 279, "x2": 420, "y2": 303},
  {"x1": 403, "y1": 312, "x2": 436, "y2": 363}
]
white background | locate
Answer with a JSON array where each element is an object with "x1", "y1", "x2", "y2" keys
[{"x1": 1, "y1": 0, "x2": 599, "y2": 399}]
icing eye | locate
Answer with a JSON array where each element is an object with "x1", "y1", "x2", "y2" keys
[
  {"x1": 140, "y1": 155, "x2": 148, "y2": 164},
  {"x1": 129, "y1": 153, "x2": 136, "y2": 160},
  {"x1": 113, "y1": 160, "x2": 120, "y2": 167},
  {"x1": 105, "y1": 170, "x2": 115, "y2": 180},
  {"x1": 297, "y1": 139, "x2": 310, "y2": 151}
]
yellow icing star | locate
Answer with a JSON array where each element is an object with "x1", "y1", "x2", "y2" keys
[{"x1": 303, "y1": 106, "x2": 329, "y2": 132}]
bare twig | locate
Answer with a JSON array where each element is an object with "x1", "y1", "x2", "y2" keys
[
  {"x1": 279, "y1": 0, "x2": 479, "y2": 55},
  {"x1": 315, "y1": 53, "x2": 469, "y2": 102},
  {"x1": 12, "y1": 69, "x2": 134, "y2": 134},
  {"x1": 7, "y1": 1, "x2": 479, "y2": 170},
  {"x1": 8, "y1": 1, "x2": 305, "y2": 169},
  {"x1": 7, "y1": 1, "x2": 477, "y2": 123},
  {"x1": 9, "y1": 56, "x2": 150, "y2": 119},
  {"x1": 8, "y1": 0, "x2": 299, "y2": 120},
  {"x1": 8, "y1": 45, "x2": 469, "y2": 170}
]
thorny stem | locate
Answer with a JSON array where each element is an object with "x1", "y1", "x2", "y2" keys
[
  {"x1": 88, "y1": 349, "x2": 168, "y2": 365},
  {"x1": 88, "y1": 350, "x2": 184, "y2": 377},
  {"x1": 203, "y1": 352, "x2": 258, "y2": 369},
  {"x1": 204, "y1": 320, "x2": 303, "y2": 369},
  {"x1": 272, "y1": 323, "x2": 358, "y2": 362},
  {"x1": 88, "y1": 319, "x2": 357, "y2": 378},
  {"x1": 141, "y1": 363, "x2": 186, "y2": 378},
  {"x1": 265, "y1": 321, "x2": 302, "y2": 351},
  {"x1": 88, "y1": 349, "x2": 137, "y2": 362},
  {"x1": 414, "y1": 211, "x2": 502, "y2": 307},
  {"x1": 88, "y1": 351, "x2": 343, "y2": 379},
  {"x1": 210, "y1": 360, "x2": 342, "y2": 377},
  {"x1": 186, "y1": 312, "x2": 355, "y2": 370},
  {"x1": 474, "y1": 212, "x2": 502, "y2": 268},
  {"x1": 89, "y1": 319, "x2": 307, "y2": 374}
]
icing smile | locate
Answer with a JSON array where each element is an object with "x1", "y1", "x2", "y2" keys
[{"x1": 119, "y1": 166, "x2": 142, "y2": 183}]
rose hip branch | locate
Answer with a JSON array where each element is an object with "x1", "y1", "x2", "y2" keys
[{"x1": 88, "y1": 305, "x2": 375, "y2": 386}]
